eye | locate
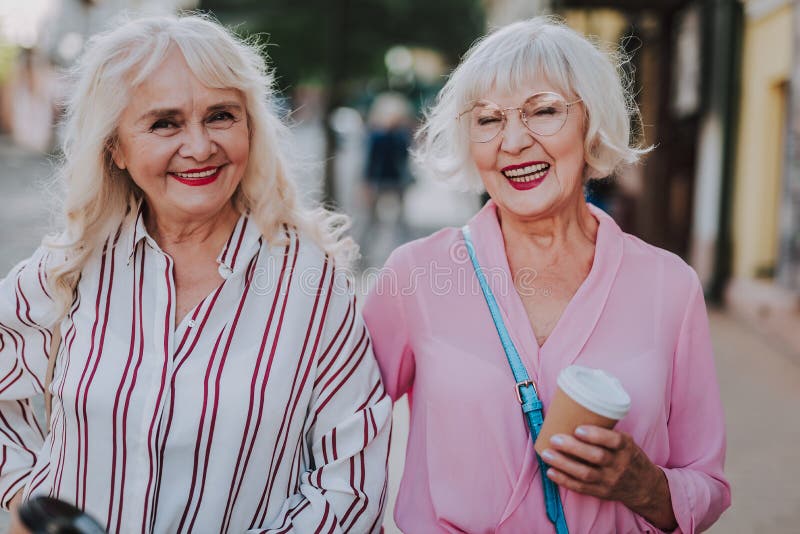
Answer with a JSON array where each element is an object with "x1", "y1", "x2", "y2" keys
[
  {"x1": 533, "y1": 106, "x2": 558, "y2": 116},
  {"x1": 150, "y1": 118, "x2": 178, "y2": 131},
  {"x1": 209, "y1": 111, "x2": 235, "y2": 122},
  {"x1": 477, "y1": 116, "x2": 502, "y2": 126},
  {"x1": 206, "y1": 110, "x2": 238, "y2": 129}
]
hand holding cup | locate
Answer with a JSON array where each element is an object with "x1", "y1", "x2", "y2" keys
[
  {"x1": 536, "y1": 366, "x2": 678, "y2": 531},
  {"x1": 534, "y1": 365, "x2": 631, "y2": 457}
]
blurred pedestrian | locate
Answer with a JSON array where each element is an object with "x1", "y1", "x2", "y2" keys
[
  {"x1": 7, "y1": 49, "x2": 58, "y2": 152},
  {"x1": 0, "y1": 14, "x2": 390, "y2": 533},
  {"x1": 364, "y1": 16, "x2": 729, "y2": 533},
  {"x1": 362, "y1": 92, "x2": 413, "y2": 245}
]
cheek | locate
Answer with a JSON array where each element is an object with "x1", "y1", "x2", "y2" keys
[
  {"x1": 549, "y1": 137, "x2": 585, "y2": 175},
  {"x1": 469, "y1": 144, "x2": 496, "y2": 172},
  {"x1": 124, "y1": 138, "x2": 176, "y2": 182},
  {"x1": 218, "y1": 127, "x2": 251, "y2": 165}
]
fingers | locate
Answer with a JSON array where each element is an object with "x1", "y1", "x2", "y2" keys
[
  {"x1": 545, "y1": 466, "x2": 610, "y2": 498},
  {"x1": 540, "y1": 429, "x2": 652, "y2": 505},
  {"x1": 543, "y1": 433, "x2": 614, "y2": 467},
  {"x1": 540, "y1": 438, "x2": 620, "y2": 500},
  {"x1": 540, "y1": 445, "x2": 604, "y2": 483},
  {"x1": 573, "y1": 425, "x2": 627, "y2": 450},
  {"x1": 539, "y1": 431, "x2": 624, "y2": 499}
]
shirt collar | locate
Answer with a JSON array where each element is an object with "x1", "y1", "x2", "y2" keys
[
  {"x1": 126, "y1": 200, "x2": 149, "y2": 264},
  {"x1": 215, "y1": 211, "x2": 262, "y2": 276},
  {"x1": 125, "y1": 202, "x2": 262, "y2": 275},
  {"x1": 467, "y1": 198, "x2": 623, "y2": 258}
]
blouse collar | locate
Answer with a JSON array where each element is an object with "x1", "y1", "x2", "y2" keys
[
  {"x1": 465, "y1": 199, "x2": 624, "y2": 375},
  {"x1": 125, "y1": 202, "x2": 262, "y2": 278}
]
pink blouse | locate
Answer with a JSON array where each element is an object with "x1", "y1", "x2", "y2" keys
[{"x1": 363, "y1": 201, "x2": 730, "y2": 533}]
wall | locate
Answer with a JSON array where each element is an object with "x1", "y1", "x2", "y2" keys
[{"x1": 731, "y1": 1, "x2": 792, "y2": 279}]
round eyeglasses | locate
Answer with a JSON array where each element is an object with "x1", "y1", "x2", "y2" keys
[{"x1": 457, "y1": 92, "x2": 582, "y2": 143}]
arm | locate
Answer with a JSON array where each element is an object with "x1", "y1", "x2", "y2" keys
[
  {"x1": 0, "y1": 247, "x2": 61, "y2": 510},
  {"x1": 8, "y1": 491, "x2": 33, "y2": 534},
  {"x1": 657, "y1": 275, "x2": 731, "y2": 532},
  {"x1": 362, "y1": 248, "x2": 415, "y2": 401},
  {"x1": 253, "y1": 270, "x2": 392, "y2": 533}
]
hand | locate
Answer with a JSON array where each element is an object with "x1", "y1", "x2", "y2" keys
[
  {"x1": 7, "y1": 491, "x2": 31, "y2": 534},
  {"x1": 540, "y1": 425, "x2": 677, "y2": 531}
]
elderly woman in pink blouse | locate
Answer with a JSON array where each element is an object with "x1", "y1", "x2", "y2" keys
[
  {"x1": 363, "y1": 16, "x2": 730, "y2": 533},
  {"x1": 1, "y1": 15, "x2": 390, "y2": 533}
]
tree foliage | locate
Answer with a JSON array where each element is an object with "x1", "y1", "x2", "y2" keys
[{"x1": 200, "y1": 0, "x2": 485, "y2": 92}]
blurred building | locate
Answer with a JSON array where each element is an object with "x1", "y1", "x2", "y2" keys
[
  {"x1": 0, "y1": 0, "x2": 197, "y2": 151},
  {"x1": 44, "y1": 0, "x2": 199, "y2": 67},
  {"x1": 530, "y1": 0, "x2": 800, "y2": 352},
  {"x1": 726, "y1": 0, "x2": 798, "y2": 352},
  {"x1": 484, "y1": 0, "x2": 552, "y2": 26}
]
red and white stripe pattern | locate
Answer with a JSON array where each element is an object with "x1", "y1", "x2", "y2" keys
[{"x1": 0, "y1": 211, "x2": 391, "y2": 533}]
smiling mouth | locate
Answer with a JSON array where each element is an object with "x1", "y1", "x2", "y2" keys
[
  {"x1": 501, "y1": 162, "x2": 550, "y2": 182},
  {"x1": 173, "y1": 168, "x2": 219, "y2": 179},
  {"x1": 169, "y1": 166, "x2": 223, "y2": 186}
]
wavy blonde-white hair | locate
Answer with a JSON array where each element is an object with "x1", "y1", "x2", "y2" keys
[
  {"x1": 414, "y1": 15, "x2": 650, "y2": 191},
  {"x1": 47, "y1": 13, "x2": 355, "y2": 310}
]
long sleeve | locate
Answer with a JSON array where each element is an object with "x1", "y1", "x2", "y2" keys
[
  {"x1": 254, "y1": 269, "x2": 392, "y2": 533},
  {"x1": 0, "y1": 247, "x2": 60, "y2": 509},
  {"x1": 659, "y1": 274, "x2": 731, "y2": 533},
  {"x1": 362, "y1": 248, "x2": 415, "y2": 401}
]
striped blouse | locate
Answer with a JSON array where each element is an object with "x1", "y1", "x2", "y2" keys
[{"x1": 0, "y1": 210, "x2": 391, "y2": 533}]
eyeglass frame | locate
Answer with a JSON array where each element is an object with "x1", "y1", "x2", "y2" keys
[{"x1": 456, "y1": 91, "x2": 583, "y2": 143}]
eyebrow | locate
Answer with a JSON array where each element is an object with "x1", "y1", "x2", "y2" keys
[{"x1": 136, "y1": 101, "x2": 244, "y2": 123}]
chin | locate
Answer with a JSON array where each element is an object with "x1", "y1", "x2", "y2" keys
[
  {"x1": 166, "y1": 195, "x2": 235, "y2": 219},
  {"x1": 494, "y1": 191, "x2": 558, "y2": 217}
]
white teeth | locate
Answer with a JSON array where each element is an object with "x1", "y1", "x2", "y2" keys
[
  {"x1": 173, "y1": 168, "x2": 218, "y2": 178},
  {"x1": 502, "y1": 162, "x2": 550, "y2": 178},
  {"x1": 502, "y1": 163, "x2": 550, "y2": 183}
]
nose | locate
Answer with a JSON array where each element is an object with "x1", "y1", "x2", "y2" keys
[
  {"x1": 178, "y1": 122, "x2": 217, "y2": 162},
  {"x1": 499, "y1": 110, "x2": 534, "y2": 154}
]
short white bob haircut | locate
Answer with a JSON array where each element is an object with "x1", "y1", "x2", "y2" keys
[
  {"x1": 48, "y1": 13, "x2": 355, "y2": 310},
  {"x1": 414, "y1": 16, "x2": 650, "y2": 191}
]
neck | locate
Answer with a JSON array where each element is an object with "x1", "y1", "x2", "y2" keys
[
  {"x1": 144, "y1": 201, "x2": 240, "y2": 252},
  {"x1": 496, "y1": 196, "x2": 598, "y2": 258}
]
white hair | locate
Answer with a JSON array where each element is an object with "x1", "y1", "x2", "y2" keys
[
  {"x1": 414, "y1": 15, "x2": 650, "y2": 192},
  {"x1": 46, "y1": 13, "x2": 356, "y2": 311}
]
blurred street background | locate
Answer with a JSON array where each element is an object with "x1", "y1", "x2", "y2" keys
[{"x1": 0, "y1": 0, "x2": 799, "y2": 532}]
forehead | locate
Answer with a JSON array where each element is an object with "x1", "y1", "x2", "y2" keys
[
  {"x1": 474, "y1": 80, "x2": 566, "y2": 106},
  {"x1": 125, "y1": 48, "x2": 245, "y2": 116}
]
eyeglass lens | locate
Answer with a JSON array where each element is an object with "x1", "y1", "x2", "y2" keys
[{"x1": 464, "y1": 93, "x2": 570, "y2": 142}]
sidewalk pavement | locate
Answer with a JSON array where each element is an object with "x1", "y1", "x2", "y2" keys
[{"x1": 706, "y1": 309, "x2": 800, "y2": 533}]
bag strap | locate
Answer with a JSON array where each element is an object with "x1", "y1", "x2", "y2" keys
[
  {"x1": 462, "y1": 226, "x2": 569, "y2": 534},
  {"x1": 44, "y1": 324, "x2": 61, "y2": 430}
]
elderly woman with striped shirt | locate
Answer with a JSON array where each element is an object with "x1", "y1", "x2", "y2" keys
[{"x1": 1, "y1": 15, "x2": 390, "y2": 534}]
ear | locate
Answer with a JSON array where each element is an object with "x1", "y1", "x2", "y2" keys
[{"x1": 109, "y1": 139, "x2": 126, "y2": 170}]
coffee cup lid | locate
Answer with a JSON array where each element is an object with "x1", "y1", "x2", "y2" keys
[{"x1": 556, "y1": 365, "x2": 631, "y2": 420}]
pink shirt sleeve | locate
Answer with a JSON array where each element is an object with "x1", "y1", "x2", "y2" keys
[
  {"x1": 659, "y1": 275, "x2": 731, "y2": 532},
  {"x1": 362, "y1": 248, "x2": 415, "y2": 401}
]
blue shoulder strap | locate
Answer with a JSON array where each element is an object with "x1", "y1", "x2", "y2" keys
[{"x1": 462, "y1": 225, "x2": 569, "y2": 534}]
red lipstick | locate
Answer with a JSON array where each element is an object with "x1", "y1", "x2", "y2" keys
[
  {"x1": 501, "y1": 161, "x2": 550, "y2": 191},
  {"x1": 169, "y1": 166, "x2": 222, "y2": 187}
]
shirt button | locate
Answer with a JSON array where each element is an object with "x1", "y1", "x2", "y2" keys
[
  {"x1": 218, "y1": 264, "x2": 233, "y2": 279},
  {"x1": 188, "y1": 319, "x2": 196, "y2": 328}
]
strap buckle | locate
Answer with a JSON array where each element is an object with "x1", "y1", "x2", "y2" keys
[{"x1": 515, "y1": 379, "x2": 537, "y2": 404}]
